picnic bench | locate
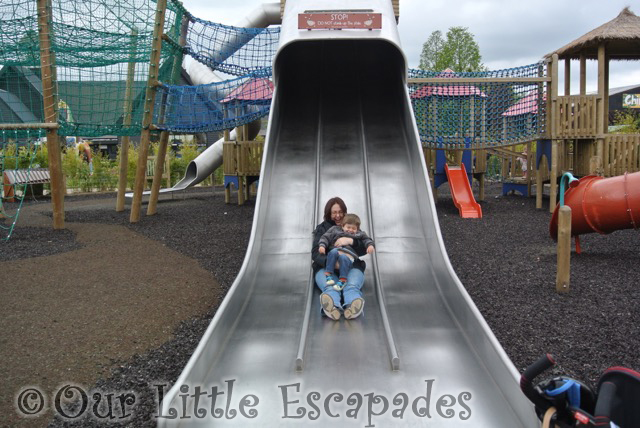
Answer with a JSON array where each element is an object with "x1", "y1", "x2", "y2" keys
[{"x1": 2, "y1": 168, "x2": 51, "y2": 202}]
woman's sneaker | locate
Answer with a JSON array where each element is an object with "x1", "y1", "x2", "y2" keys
[
  {"x1": 344, "y1": 297, "x2": 364, "y2": 320},
  {"x1": 320, "y1": 293, "x2": 341, "y2": 320}
]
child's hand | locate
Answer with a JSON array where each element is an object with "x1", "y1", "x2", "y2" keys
[
  {"x1": 319, "y1": 247, "x2": 326, "y2": 254},
  {"x1": 334, "y1": 237, "x2": 353, "y2": 247},
  {"x1": 367, "y1": 246, "x2": 375, "y2": 254}
]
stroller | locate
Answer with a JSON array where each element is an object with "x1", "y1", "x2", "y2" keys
[{"x1": 520, "y1": 354, "x2": 640, "y2": 427}]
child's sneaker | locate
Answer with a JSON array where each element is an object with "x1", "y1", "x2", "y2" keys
[
  {"x1": 320, "y1": 293, "x2": 341, "y2": 320},
  {"x1": 344, "y1": 297, "x2": 364, "y2": 320},
  {"x1": 332, "y1": 278, "x2": 346, "y2": 291},
  {"x1": 325, "y1": 273, "x2": 335, "y2": 286}
]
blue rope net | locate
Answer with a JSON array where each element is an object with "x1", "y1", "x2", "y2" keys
[
  {"x1": 156, "y1": 72, "x2": 272, "y2": 133},
  {"x1": 408, "y1": 62, "x2": 547, "y2": 149},
  {"x1": 1, "y1": 134, "x2": 40, "y2": 241},
  {"x1": 184, "y1": 17, "x2": 279, "y2": 77}
]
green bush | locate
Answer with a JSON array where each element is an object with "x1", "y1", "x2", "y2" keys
[
  {"x1": 612, "y1": 111, "x2": 640, "y2": 134},
  {"x1": 170, "y1": 140, "x2": 200, "y2": 185},
  {"x1": 3, "y1": 137, "x2": 230, "y2": 194},
  {"x1": 0, "y1": 143, "x2": 39, "y2": 170},
  {"x1": 33, "y1": 143, "x2": 48, "y2": 168},
  {"x1": 90, "y1": 150, "x2": 118, "y2": 191}
]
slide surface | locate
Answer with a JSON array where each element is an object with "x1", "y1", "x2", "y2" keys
[
  {"x1": 445, "y1": 163, "x2": 482, "y2": 218},
  {"x1": 158, "y1": 38, "x2": 536, "y2": 427}
]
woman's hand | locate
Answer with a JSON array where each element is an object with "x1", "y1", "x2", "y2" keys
[
  {"x1": 366, "y1": 246, "x2": 375, "y2": 254},
  {"x1": 319, "y1": 247, "x2": 326, "y2": 254},
  {"x1": 334, "y1": 237, "x2": 353, "y2": 247}
]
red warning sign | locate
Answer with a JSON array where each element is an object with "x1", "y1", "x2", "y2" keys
[{"x1": 298, "y1": 13, "x2": 382, "y2": 30}]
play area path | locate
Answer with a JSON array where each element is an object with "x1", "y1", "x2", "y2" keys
[{"x1": 0, "y1": 197, "x2": 224, "y2": 427}]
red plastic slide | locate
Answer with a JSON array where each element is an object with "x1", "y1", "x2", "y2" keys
[
  {"x1": 444, "y1": 163, "x2": 482, "y2": 218},
  {"x1": 550, "y1": 171, "x2": 640, "y2": 240}
]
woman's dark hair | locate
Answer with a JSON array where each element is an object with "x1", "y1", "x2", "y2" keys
[{"x1": 323, "y1": 197, "x2": 347, "y2": 222}]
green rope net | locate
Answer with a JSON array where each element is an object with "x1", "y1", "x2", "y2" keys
[
  {"x1": 0, "y1": 0, "x2": 184, "y2": 137},
  {"x1": 1, "y1": 132, "x2": 40, "y2": 241}
]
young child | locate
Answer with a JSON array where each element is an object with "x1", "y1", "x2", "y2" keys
[{"x1": 318, "y1": 213, "x2": 375, "y2": 291}]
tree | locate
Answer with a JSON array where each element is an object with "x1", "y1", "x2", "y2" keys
[
  {"x1": 419, "y1": 27, "x2": 485, "y2": 72},
  {"x1": 419, "y1": 30, "x2": 445, "y2": 71}
]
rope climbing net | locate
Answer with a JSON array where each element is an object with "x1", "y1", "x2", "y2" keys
[
  {"x1": 0, "y1": 0, "x2": 281, "y2": 138},
  {"x1": 184, "y1": 17, "x2": 279, "y2": 77},
  {"x1": 408, "y1": 62, "x2": 548, "y2": 149},
  {"x1": 0, "y1": 136, "x2": 40, "y2": 241}
]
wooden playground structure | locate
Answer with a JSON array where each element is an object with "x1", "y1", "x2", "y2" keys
[
  {"x1": 222, "y1": 123, "x2": 263, "y2": 205},
  {"x1": 418, "y1": 8, "x2": 640, "y2": 213},
  {"x1": 2, "y1": 2, "x2": 639, "y2": 226}
]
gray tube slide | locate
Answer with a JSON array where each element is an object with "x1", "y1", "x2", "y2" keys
[
  {"x1": 170, "y1": 120, "x2": 260, "y2": 191},
  {"x1": 157, "y1": 14, "x2": 538, "y2": 428}
]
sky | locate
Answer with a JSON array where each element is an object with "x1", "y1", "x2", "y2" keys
[{"x1": 181, "y1": 0, "x2": 639, "y2": 93}]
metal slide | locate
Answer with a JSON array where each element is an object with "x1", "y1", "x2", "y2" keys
[{"x1": 158, "y1": 3, "x2": 537, "y2": 427}]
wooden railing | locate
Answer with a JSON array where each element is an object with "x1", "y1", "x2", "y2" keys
[
  {"x1": 555, "y1": 95, "x2": 598, "y2": 138},
  {"x1": 604, "y1": 134, "x2": 640, "y2": 177},
  {"x1": 223, "y1": 140, "x2": 264, "y2": 176}
]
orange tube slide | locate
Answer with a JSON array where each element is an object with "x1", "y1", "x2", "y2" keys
[{"x1": 550, "y1": 171, "x2": 640, "y2": 240}]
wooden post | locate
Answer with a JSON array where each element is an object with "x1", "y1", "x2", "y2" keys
[
  {"x1": 116, "y1": 28, "x2": 138, "y2": 212},
  {"x1": 556, "y1": 205, "x2": 571, "y2": 293},
  {"x1": 564, "y1": 58, "x2": 571, "y2": 96},
  {"x1": 130, "y1": 0, "x2": 167, "y2": 223},
  {"x1": 550, "y1": 141, "x2": 559, "y2": 211},
  {"x1": 37, "y1": 0, "x2": 64, "y2": 229},
  {"x1": 527, "y1": 141, "x2": 532, "y2": 197},
  {"x1": 147, "y1": 130, "x2": 170, "y2": 215},
  {"x1": 478, "y1": 98, "x2": 486, "y2": 200},
  {"x1": 579, "y1": 54, "x2": 586, "y2": 96},
  {"x1": 596, "y1": 43, "x2": 606, "y2": 177},
  {"x1": 604, "y1": 53, "x2": 610, "y2": 132},
  {"x1": 147, "y1": 15, "x2": 189, "y2": 216},
  {"x1": 549, "y1": 54, "x2": 559, "y2": 212},
  {"x1": 536, "y1": 152, "x2": 543, "y2": 209}
]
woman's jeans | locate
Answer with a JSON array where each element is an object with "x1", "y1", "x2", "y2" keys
[
  {"x1": 325, "y1": 248, "x2": 353, "y2": 281},
  {"x1": 315, "y1": 267, "x2": 364, "y2": 310}
]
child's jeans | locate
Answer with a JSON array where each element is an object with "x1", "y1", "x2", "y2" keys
[{"x1": 325, "y1": 248, "x2": 353, "y2": 280}]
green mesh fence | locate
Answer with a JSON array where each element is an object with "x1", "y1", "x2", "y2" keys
[
  {"x1": 1, "y1": 135, "x2": 40, "y2": 241},
  {"x1": 409, "y1": 63, "x2": 547, "y2": 149},
  {"x1": 0, "y1": 0, "x2": 184, "y2": 138},
  {"x1": 0, "y1": 0, "x2": 279, "y2": 138}
]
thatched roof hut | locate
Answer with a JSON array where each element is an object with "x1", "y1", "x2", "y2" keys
[{"x1": 545, "y1": 7, "x2": 640, "y2": 60}]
